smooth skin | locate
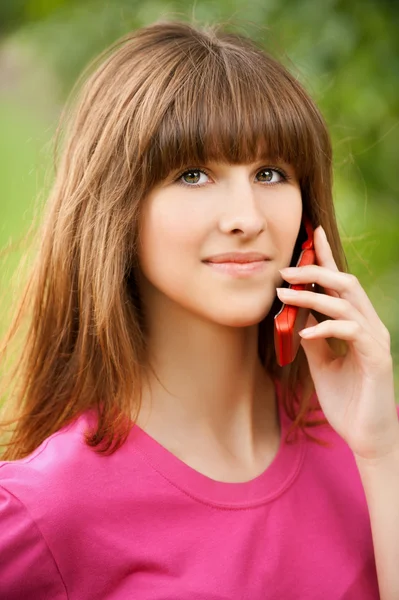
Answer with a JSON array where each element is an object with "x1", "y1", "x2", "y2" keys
[{"x1": 135, "y1": 160, "x2": 302, "y2": 482}]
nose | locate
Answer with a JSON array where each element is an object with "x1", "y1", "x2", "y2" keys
[{"x1": 218, "y1": 180, "x2": 266, "y2": 238}]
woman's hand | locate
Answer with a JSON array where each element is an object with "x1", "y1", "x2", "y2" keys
[{"x1": 276, "y1": 225, "x2": 399, "y2": 461}]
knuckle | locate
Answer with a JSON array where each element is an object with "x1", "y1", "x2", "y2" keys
[
  {"x1": 339, "y1": 299, "x2": 352, "y2": 317},
  {"x1": 344, "y1": 273, "x2": 358, "y2": 289},
  {"x1": 350, "y1": 321, "x2": 362, "y2": 336}
]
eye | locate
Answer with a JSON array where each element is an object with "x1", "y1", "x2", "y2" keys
[
  {"x1": 173, "y1": 166, "x2": 289, "y2": 187},
  {"x1": 256, "y1": 168, "x2": 286, "y2": 184},
  {"x1": 175, "y1": 169, "x2": 210, "y2": 186}
]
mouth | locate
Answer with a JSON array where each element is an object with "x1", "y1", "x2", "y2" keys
[{"x1": 203, "y1": 259, "x2": 269, "y2": 277}]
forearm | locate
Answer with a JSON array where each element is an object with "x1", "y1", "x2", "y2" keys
[{"x1": 355, "y1": 442, "x2": 399, "y2": 600}]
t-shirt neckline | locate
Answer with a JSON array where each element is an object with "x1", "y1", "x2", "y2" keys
[{"x1": 130, "y1": 381, "x2": 306, "y2": 509}]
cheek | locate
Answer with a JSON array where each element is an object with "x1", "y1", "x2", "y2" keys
[
  {"x1": 139, "y1": 202, "x2": 205, "y2": 280},
  {"x1": 268, "y1": 193, "x2": 303, "y2": 263}
]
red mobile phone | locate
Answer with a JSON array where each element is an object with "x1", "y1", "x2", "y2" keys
[{"x1": 274, "y1": 216, "x2": 316, "y2": 367}]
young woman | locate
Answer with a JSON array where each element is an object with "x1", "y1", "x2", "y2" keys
[{"x1": 0, "y1": 19, "x2": 398, "y2": 600}]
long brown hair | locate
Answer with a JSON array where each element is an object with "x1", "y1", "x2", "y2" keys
[{"x1": 0, "y1": 19, "x2": 347, "y2": 460}]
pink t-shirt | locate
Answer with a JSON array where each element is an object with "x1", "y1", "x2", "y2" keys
[{"x1": 0, "y1": 386, "x2": 386, "y2": 599}]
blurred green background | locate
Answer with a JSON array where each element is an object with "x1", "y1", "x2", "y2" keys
[{"x1": 0, "y1": 0, "x2": 398, "y2": 389}]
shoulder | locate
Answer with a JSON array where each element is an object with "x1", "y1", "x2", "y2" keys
[
  {"x1": 0, "y1": 410, "x2": 155, "y2": 530},
  {"x1": 0, "y1": 484, "x2": 68, "y2": 599},
  {"x1": 0, "y1": 414, "x2": 90, "y2": 600},
  {"x1": 0, "y1": 412, "x2": 100, "y2": 505},
  {"x1": 0, "y1": 416, "x2": 87, "y2": 600},
  {"x1": 0, "y1": 410, "x2": 145, "y2": 514},
  {"x1": 0, "y1": 413, "x2": 109, "y2": 549},
  {"x1": 0, "y1": 412, "x2": 99, "y2": 537},
  {"x1": 0, "y1": 411, "x2": 142, "y2": 597}
]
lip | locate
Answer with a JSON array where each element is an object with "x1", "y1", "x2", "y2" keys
[
  {"x1": 203, "y1": 260, "x2": 269, "y2": 277},
  {"x1": 203, "y1": 252, "x2": 269, "y2": 264}
]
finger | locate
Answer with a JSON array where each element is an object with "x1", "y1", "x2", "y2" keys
[
  {"x1": 300, "y1": 319, "x2": 364, "y2": 340},
  {"x1": 314, "y1": 225, "x2": 339, "y2": 272},
  {"x1": 298, "y1": 313, "x2": 336, "y2": 368},
  {"x1": 276, "y1": 287, "x2": 367, "y2": 325},
  {"x1": 299, "y1": 319, "x2": 391, "y2": 368},
  {"x1": 279, "y1": 266, "x2": 383, "y2": 332}
]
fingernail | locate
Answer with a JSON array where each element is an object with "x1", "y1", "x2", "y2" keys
[
  {"x1": 319, "y1": 225, "x2": 327, "y2": 238},
  {"x1": 299, "y1": 327, "x2": 315, "y2": 337},
  {"x1": 279, "y1": 267, "x2": 297, "y2": 274},
  {"x1": 276, "y1": 287, "x2": 299, "y2": 297}
]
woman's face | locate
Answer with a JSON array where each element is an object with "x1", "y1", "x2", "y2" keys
[{"x1": 137, "y1": 160, "x2": 302, "y2": 327}]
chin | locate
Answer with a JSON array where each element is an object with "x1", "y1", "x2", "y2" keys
[
  {"x1": 223, "y1": 316, "x2": 266, "y2": 328},
  {"x1": 208, "y1": 302, "x2": 274, "y2": 328}
]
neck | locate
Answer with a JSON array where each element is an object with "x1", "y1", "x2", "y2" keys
[{"x1": 137, "y1": 301, "x2": 279, "y2": 471}]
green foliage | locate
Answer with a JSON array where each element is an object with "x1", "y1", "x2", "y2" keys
[{"x1": 0, "y1": 0, "x2": 75, "y2": 35}]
